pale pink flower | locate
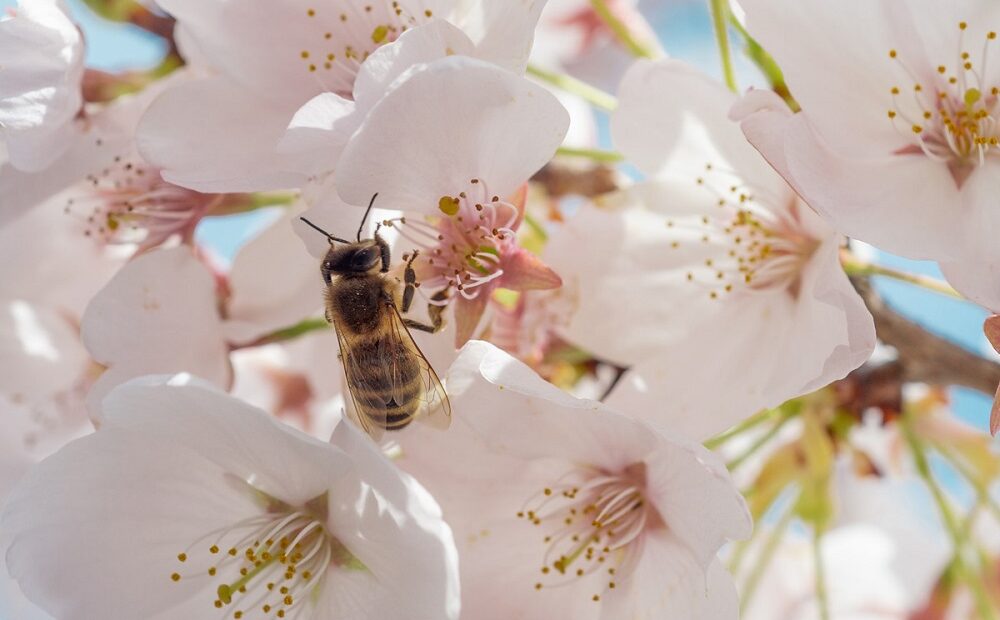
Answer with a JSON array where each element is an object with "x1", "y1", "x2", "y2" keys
[
  {"x1": 1, "y1": 69, "x2": 219, "y2": 248},
  {"x1": 299, "y1": 57, "x2": 568, "y2": 346},
  {"x1": 734, "y1": 0, "x2": 1000, "y2": 307},
  {"x1": 80, "y1": 211, "x2": 323, "y2": 417},
  {"x1": 740, "y1": 525, "x2": 922, "y2": 620},
  {"x1": 1, "y1": 374, "x2": 461, "y2": 619},
  {"x1": 138, "y1": 1, "x2": 548, "y2": 193},
  {"x1": 543, "y1": 60, "x2": 874, "y2": 438},
  {"x1": 397, "y1": 341, "x2": 751, "y2": 619},
  {"x1": 0, "y1": 0, "x2": 84, "y2": 173}
]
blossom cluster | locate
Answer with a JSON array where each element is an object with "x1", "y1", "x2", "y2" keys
[{"x1": 1, "y1": 0, "x2": 999, "y2": 618}]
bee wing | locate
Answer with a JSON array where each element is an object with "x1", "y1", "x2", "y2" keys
[
  {"x1": 331, "y1": 320, "x2": 386, "y2": 441},
  {"x1": 385, "y1": 303, "x2": 452, "y2": 430}
]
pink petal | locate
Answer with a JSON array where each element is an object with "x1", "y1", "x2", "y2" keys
[
  {"x1": 500, "y1": 248, "x2": 562, "y2": 291},
  {"x1": 453, "y1": 294, "x2": 489, "y2": 347}
]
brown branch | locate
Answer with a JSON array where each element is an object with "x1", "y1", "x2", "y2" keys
[
  {"x1": 531, "y1": 162, "x2": 619, "y2": 199},
  {"x1": 855, "y1": 278, "x2": 1000, "y2": 395}
]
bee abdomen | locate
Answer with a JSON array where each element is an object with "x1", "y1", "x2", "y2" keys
[{"x1": 359, "y1": 401, "x2": 417, "y2": 430}]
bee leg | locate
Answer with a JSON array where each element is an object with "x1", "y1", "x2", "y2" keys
[
  {"x1": 374, "y1": 230, "x2": 391, "y2": 273},
  {"x1": 401, "y1": 250, "x2": 421, "y2": 313},
  {"x1": 403, "y1": 289, "x2": 449, "y2": 333}
]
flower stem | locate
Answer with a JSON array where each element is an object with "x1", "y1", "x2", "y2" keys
[
  {"x1": 589, "y1": 0, "x2": 658, "y2": 59},
  {"x1": 527, "y1": 64, "x2": 618, "y2": 111},
  {"x1": 932, "y1": 441, "x2": 1000, "y2": 526},
  {"x1": 840, "y1": 251, "x2": 963, "y2": 299},
  {"x1": 738, "y1": 496, "x2": 797, "y2": 614},
  {"x1": 902, "y1": 415, "x2": 997, "y2": 620},
  {"x1": 709, "y1": 0, "x2": 738, "y2": 92},
  {"x1": 728, "y1": 14, "x2": 796, "y2": 109},
  {"x1": 812, "y1": 526, "x2": 831, "y2": 620},
  {"x1": 555, "y1": 146, "x2": 624, "y2": 163},
  {"x1": 726, "y1": 410, "x2": 795, "y2": 470},
  {"x1": 704, "y1": 407, "x2": 775, "y2": 449},
  {"x1": 235, "y1": 317, "x2": 329, "y2": 349}
]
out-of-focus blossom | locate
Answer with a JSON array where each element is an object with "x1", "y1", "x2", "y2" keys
[
  {"x1": 531, "y1": 0, "x2": 660, "y2": 92},
  {"x1": 735, "y1": 0, "x2": 1000, "y2": 307},
  {"x1": 80, "y1": 211, "x2": 323, "y2": 417},
  {"x1": 1, "y1": 374, "x2": 461, "y2": 619},
  {"x1": 543, "y1": 59, "x2": 873, "y2": 438},
  {"x1": 398, "y1": 341, "x2": 751, "y2": 619},
  {"x1": 740, "y1": 525, "x2": 921, "y2": 620},
  {"x1": 228, "y1": 332, "x2": 345, "y2": 439},
  {"x1": 313, "y1": 57, "x2": 568, "y2": 346},
  {"x1": 0, "y1": 0, "x2": 84, "y2": 173},
  {"x1": 138, "y1": 0, "x2": 548, "y2": 193}
]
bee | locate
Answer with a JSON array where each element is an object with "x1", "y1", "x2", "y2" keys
[{"x1": 300, "y1": 194, "x2": 451, "y2": 439}]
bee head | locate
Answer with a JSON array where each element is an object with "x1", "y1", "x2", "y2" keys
[{"x1": 322, "y1": 240, "x2": 382, "y2": 277}]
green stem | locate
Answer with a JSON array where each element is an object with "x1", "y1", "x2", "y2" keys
[
  {"x1": 705, "y1": 407, "x2": 775, "y2": 449},
  {"x1": 728, "y1": 14, "x2": 796, "y2": 109},
  {"x1": 208, "y1": 191, "x2": 300, "y2": 216},
  {"x1": 902, "y1": 416, "x2": 997, "y2": 620},
  {"x1": 841, "y1": 251, "x2": 963, "y2": 299},
  {"x1": 709, "y1": 0, "x2": 738, "y2": 92},
  {"x1": 812, "y1": 526, "x2": 831, "y2": 620},
  {"x1": 726, "y1": 411, "x2": 795, "y2": 470},
  {"x1": 523, "y1": 213, "x2": 549, "y2": 243},
  {"x1": 738, "y1": 496, "x2": 797, "y2": 614},
  {"x1": 933, "y1": 441, "x2": 1000, "y2": 525},
  {"x1": 527, "y1": 64, "x2": 618, "y2": 111},
  {"x1": 589, "y1": 0, "x2": 657, "y2": 59},
  {"x1": 555, "y1": 146, "x2": 624, "y2": 163},
  {"x1": 236, "y1": 317, "x2": 329, "y2": 349}
]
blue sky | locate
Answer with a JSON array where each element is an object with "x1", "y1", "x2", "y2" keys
[{"x1": 0, "y1": 1, "x2": 996, "y2": 617}]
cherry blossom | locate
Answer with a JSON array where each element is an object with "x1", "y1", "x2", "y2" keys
[
  {"x1": 138, "y1": 0, "x2": 547, "y2": 193},
  {"x1": 735, "y1": 0, "x2": 1000, "y2": 307},
  {"x1": 543, "y1": 59, "x2": 874, "y2": 437},
  {"x1": 1, "y1": 374, "x2": 460, "y2": 619},
  {"x1": 397, "y1": 341, "x2": 751, "y2": 619},
  {"x1": 0, "y1": 0, "x2": 84, "y2": 173},
  {"x1": 325, "y1": 58, "x2": 567, "y2": 345},
  {"x1": 80, "y1": 211, "x2": 324, "y2": 417}
]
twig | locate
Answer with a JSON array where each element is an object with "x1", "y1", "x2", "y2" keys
[{"x1": 854, "y1": 279, "x2": 1000, "y2": 396}]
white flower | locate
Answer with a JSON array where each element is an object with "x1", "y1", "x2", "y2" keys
[
  {"x1": 397, "y1": 341, "x2": 751, "y2": 619},
  {"x1": 0, "y1": 69, "x2": 219, "y2": 244},
  {"x1": 734, "y1": 0, "x2": 1000, "y2": 307},
  {"x1": 295, "y1": 56, "x2": 568, "y2": 345},
  {"x1": 543, "y1": 59, "x2": 875, "y2": 438},
  {"x1": 0, "y1": 0, "x2": 84, "y2": 173},
  {"x1": 740, "y1": 525, "x2": 917, "y2": 620},
  {"x1": 80, "y1": 211, "x2": 324, "y2": 416},
  {"x1": 137, "y1": 0, "x2": 548, "y2": 193},
  {"x1": 1, "y1": 374, "x2": 460, "y2": 619}
]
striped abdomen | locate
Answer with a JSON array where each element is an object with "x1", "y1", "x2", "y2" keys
[{"x1": 348, "y1": 334, "x2": 423, "y2": 431}]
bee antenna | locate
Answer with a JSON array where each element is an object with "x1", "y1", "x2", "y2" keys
[
  {"x1": 357, "y1": 193, "x2": 379, "y2": 241},
  {"x1": 299, "y1": 217, "x2": 350, "y2": 245}
]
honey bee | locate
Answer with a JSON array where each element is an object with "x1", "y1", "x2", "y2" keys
[{"x1": 300, "y1": 195, "x2": 451, "y2": 439}]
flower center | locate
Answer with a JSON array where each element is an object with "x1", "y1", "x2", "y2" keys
[
  {"x1": 668, "y1": 163, "x2": 819, "y2": 299},
  {"x1": 64, "y1": 155, "x2": 216, "y2": 250},
  {"x1": 887, "y1": 22, "x2": 1000, "y2": 177},
  {"x1": 169, "y1": 492, "x2": 358, "y2": 619},
  {"x1": 516, "y1": 464, "x2": 653, "y2": 603},
  {"x1": 383, "y1": 178, "x2": 519, "y2": 302},
  {"x1": 297, "y1": 1, "x2": 434, "y2": 97}
]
